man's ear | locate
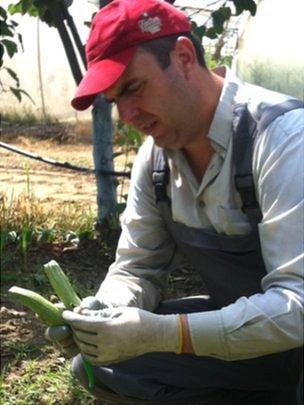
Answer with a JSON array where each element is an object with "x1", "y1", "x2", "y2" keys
[{"x1": 171, "y1": 36, "x2": 197, "y2": 79}]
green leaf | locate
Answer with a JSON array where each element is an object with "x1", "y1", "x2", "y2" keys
[
  {"x1": 18, "y1": 88, "x2": 35, "y2": 104},
  {"x1": 17, "y1": 33, "x2": 24, "y2": 51},
  {"x1": 246, "y1": 0, "x2": 257, "y2": 16},
  {"x1": 112, "y1": 151, "x2": 124, "y2": 159},
  {"x1": 206, "y1": 27, "x2": 218, "y2": 39},
  {"x1": 116, "y1": 138, "x2": 126, "y2": 147},
  {"x1": 41, "y1": 8, "x2": 55, "y2": 26},
  {"x1": 195, "y1": 25, "x2": 206, "y2": 40},
  {"x1": 5, "y1": 67, "x2": 19, "y2": 86},
  {"x1": 220, "y1": 6, "x2": 232, "y2": 20},
  {"x1": 11, "y1": 20, "x2": 19, "y2": 28},
  {"x1": 116, "y1": 202, "x2": 126, "y2": 214},
  {"x1": 128, "y1": 126, "x2": 143, "y2": 147},
  {"x1": 231, "y1": 0, "x2": 257, "y2": 16},
  {"x1": 191, "y1": 20, "x2": 198, "y2": 30},
  {"x1": 0, "y1": 43, "x2": 4, "y2": 61},
  {"x1": 8, "y1": 2, "x2": 24, "y2": 15},
  {"x1": 27, "y1": 6, "x2": 39, "y2": 17},
  {"x1": 0, "y1": 6, "x2": 7, "y2": 20},
  {"x1": 0, "y1": 22, "x2": 14, "y2": 37},
  {"x1": 20, "y1": 228, "x2": 33, "y2": 254},
  {"x1": 10, "y1": 87, "x2": 22, "y2": 102},
  {"x1": 9, "y1": 86, "x2": 35, "y2": 104},
  {"x1": 211, "y1": 10, "x2": 226, "y2": 32},
  {"x1": 2, "y1": 39, "x2": 18, "y2": 58},
  {"x1": 117, "y1": 120, "x2": 124, "y2": 131},
  {"x1": 21, "y1": 0, "x2": 33, "y2": 15},
  {"x1": 231, "y1": 0, "x2": 243, "y2": 16}
]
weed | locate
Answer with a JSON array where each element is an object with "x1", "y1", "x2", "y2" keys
[
  {"x1": 1, "y1": 341, "x2": 39, "y2": 362},
  {"x1": 0, "y1": 189, "x2": 97, "y2": 274},
  {"x1": 1, "y1": 108, "x2": 54, "y2": 127},
  {"x1": 0, "y1": 356, "x2": 96, "y2": 404}
]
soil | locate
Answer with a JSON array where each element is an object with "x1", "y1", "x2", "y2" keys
[
  {"x1": 1, "y1": 129, "x2": 102, "y2": 207},
  {"x1": 0, "y1": 125, "x2": 204, "y2": 401}
]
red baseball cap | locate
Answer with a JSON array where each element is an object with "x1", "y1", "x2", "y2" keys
[{"x1": 71, "y1": 0, "x2": 191, "y2": 110}]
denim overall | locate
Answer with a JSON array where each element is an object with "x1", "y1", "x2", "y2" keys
[{"x1": 72, "y1": 100, "x2": 303, "y2": 404}]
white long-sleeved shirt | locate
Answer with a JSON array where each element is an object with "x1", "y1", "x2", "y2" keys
[{"x1": 98, "y1": 69, "x2": 304, "y2": 360}]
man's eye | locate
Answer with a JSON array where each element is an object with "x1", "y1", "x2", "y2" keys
[{"x1": 126, "y1": 83, "x2": 142, "y2": 95}]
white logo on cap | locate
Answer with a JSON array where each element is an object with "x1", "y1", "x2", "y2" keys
[{"x1": 139, "y1": 14, "x2": 162, "y2": 34}]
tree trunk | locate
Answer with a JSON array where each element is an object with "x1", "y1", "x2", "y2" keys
[{"x1": 92, "y1": 95, "x2": 117, "y2": 225}]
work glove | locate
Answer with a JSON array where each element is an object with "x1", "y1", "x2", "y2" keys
[
  {"x1": 62, "y1": 306, "x2": 182, "y2": 365},
  {"x1": 45, "y1": 296, "x2": 111, "y2": 357}
]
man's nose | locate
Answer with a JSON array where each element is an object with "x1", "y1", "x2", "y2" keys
[{"x1": 117, "y1": 98, "x2": 140, "y2": 125}]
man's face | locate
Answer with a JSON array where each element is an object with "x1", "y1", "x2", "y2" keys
[{"x1": 104, "y1": 46, "x2": 201, "y2": 150}]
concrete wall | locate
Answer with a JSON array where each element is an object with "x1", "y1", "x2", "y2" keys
[{"x1": 1, "y1": 1, "x2": 98, "y2": 121}]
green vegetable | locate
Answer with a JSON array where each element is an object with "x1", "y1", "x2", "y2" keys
[
  {"x1": 8, "y1": 286, "x2": 62, "y2": 326},
  {"x1": 9, "y1": 260, "x2": 94, "y2": 390},
  {"x1": 43, "y1": 260, "x2": 81, "y2": 309}
]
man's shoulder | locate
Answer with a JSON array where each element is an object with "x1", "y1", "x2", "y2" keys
[
  {"x1": 135, "y1": 136, "x2": 155, "y2": 165},
  {"x1": 255, "y1": 97, "x2": 304, "y2": 143},
  {"x1": 252, "y1": 98, "x2": 304, "y2": 176},
  {"x1": 131, "y1": 136, "x2": 155, "y2": 183},
  {"x1": 238, "y1": 79, "x2": 304, "y2": 153}
]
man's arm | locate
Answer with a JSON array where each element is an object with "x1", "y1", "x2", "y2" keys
[
  {"x1": 185, "y1": 109, "x2": 304, "y2": 360},
  {"x1": 63, "y1": 110, "x2": 303, "y2": 364},
  {"x1": 95, "y1": 136, "x2": 182, "y2": 310}
]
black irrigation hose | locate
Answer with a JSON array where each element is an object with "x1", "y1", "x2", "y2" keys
[{"x1": 0, "y1": 141, "x2": 131, "y2": 178}]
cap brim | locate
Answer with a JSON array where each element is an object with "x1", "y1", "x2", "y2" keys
[{"x1": 71, "y1": 46, "x2": 137, "y2": 111}]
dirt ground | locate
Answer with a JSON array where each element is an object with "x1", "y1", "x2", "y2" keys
[
  {"x1": 0, "y1": 129, "x2": 120, "y2": 207},
  {"x1": 0, "y1": 125, "x2": 204, "y2": 401},
  {"x1": 0, "y1": 125, "x2": 117, "y2": 376}
]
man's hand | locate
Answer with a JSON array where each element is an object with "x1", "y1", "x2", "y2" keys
[
  {"x1": 77, "y1": 295, "x2": 112, "y2": 311},
  {"x1": 45, "y1": 296, "x2": 111, "y2": 357},
  {"x1": 45, "y1": 324, "x2": 79, "y2": 358},
  {"x1": 62, "y1": 306, "x2": 182, "y2": 365},
  {"x1": 44, "y1": 302, "x2": 78, "y2": 357}
]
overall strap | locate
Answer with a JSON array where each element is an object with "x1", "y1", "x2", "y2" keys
[
  {"x1": 232, "y1": 103, "x2": 261, "y2": 231},
  {"x1": 151, "y1": 145, "x2": 169, "y2": 203},
  {"x1": 257, "y1": 99, "x2": 304, "y2": 133},
  {"x1": 151, "y1": 100, "x2": 303, "y2": 225},
  {"x1": 232, "y1": 99, "x2": 304, "y2": 232}
]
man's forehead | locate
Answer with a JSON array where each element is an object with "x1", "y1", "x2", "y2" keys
[
  {"x1": 103, "y1": 49, "x2": 149, "y2": 99},
  {"x1": 104, "y1": 73, "x2": 128, "y2": 100}
]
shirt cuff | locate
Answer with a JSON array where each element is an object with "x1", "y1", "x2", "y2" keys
[{"x1": 187, "y1": 310, "x2": 228, "y2": 358}]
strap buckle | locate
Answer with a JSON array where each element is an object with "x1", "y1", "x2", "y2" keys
[
  {"x1": 152, "y1": 171, "x2": 168, "y2": 202},
  {"x1": 235, "y1": 174, "x2": 259, "y2": 211}
]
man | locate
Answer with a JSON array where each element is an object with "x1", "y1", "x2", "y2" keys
[{"x1": 46, "y1": 0, "x2": 304, "y2": 403}]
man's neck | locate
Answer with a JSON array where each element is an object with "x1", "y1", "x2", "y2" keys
[
  {"x1": 183, "y1": 137, "x2": 214, "y2": 183},
  {"x1": 182, "y1": 68, "x2": 225, "y2": 183}
]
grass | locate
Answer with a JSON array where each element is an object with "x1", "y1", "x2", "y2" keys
[
  {"x1": 0, "y1": 189, "x2": 97, "y2": 272},
  {"x1": 1, "y1": 108, "x2": 55, "y2": 127},
  {"x1": 1, "y1": 341, "x2": 39, "y2": 362},
  {"x1": 0, "y1": 186, "x2": 99, "y2": 303},
  {"x1": 0, "y1": 155, "x2": 200, "y2": 403},
  {"x1": 0, "y1": 181, "x2": 102, "y2": 403},
  {"x1": 0, "y1": 347, "x2": 96, "y2": 404},
  {"x1": 1, "y1": 169, "x2": 91, "y2": 401},
  {"x1": 1, "y1": 108, "x2": 94, "y2": 145}
]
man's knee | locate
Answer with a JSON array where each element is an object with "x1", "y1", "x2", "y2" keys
[
  {"x1": 71, "y1": 355, "x2": 130, "y2": 403},
  {"x1": 71, "y1": 354, "x2": 88, "y2": 388}
]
